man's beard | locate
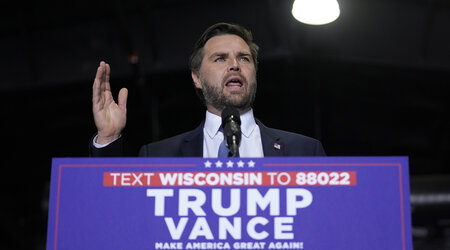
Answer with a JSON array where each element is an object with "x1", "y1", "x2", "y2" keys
[{"x1": 200, "y1": 74, "x2": 257, "y2": 112}]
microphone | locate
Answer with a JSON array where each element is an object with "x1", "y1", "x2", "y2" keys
[{"x1": 221, "y1": 107, "x2": 241, "y2": 157}]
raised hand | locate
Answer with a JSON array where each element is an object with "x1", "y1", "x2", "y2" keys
[{"x1": 92, "y1": 61, "x2": 128, "y2": 145}]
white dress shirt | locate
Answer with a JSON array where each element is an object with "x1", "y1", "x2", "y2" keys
[{"x1": 203, "y1": 109, "x2": 264, "y2": 158}]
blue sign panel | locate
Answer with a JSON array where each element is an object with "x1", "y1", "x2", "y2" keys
[{"x1": 47, "y1": 157, "x2": 412, "y2": 250}]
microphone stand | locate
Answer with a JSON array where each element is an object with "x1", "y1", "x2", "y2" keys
[{"x1": 229, "y1": 135, "x2": 239, "y2": 157}]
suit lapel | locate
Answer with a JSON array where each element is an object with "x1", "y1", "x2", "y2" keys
[
  {"x1": 256, "y1": 120, "x2": 285, "y2": 157},
  {"x1": 180, "y1": 122, "x2": 204, "y2": 157}
]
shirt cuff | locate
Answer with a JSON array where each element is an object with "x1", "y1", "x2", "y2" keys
[{"x1": 92, "y1": 134, "x2": 121, "y2": 148}]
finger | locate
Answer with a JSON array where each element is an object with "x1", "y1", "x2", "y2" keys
[
  {"x1": 100, "y1": 62, "x2": 111, "y2": 92},
  {"x1": 105, "y1": 62, "x2": 111, "y2": 84},
  {"x1": 118, "y1": 88, "x2": 128, "y2": 110},
  {"x1": 94, "y1": 61, "x2": 105, "y2": 86},
  {"x1": 92, "y1": 62, "x2": 105, "y2": 104}
]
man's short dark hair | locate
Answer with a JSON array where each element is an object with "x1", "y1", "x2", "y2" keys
[{"x1": 189, "y1": 22, "x2": 259, "y2": 73}]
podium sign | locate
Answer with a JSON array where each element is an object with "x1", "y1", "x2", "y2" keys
[{"x1": 47, "y1": 157, "x2": 412, "y2": 250}]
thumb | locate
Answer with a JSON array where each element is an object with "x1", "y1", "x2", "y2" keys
[{"x1": 118, "y1": 88, "x2": 128, "y2": 109}]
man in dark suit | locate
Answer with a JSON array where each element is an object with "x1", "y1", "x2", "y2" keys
[{"x1": 90, "y1": 23, "x2": 325, "y2": 157}]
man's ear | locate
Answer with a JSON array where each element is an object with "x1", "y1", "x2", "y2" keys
[{"x1": 191, "y1": 70, "x2": 202, "y2": 89}]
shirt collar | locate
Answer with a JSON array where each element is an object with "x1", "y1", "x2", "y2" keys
[{"x1": 204, "y1": 109, "x2": 257, "y2": 139}]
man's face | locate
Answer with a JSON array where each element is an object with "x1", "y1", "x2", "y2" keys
[{"x1": 192, "y1": 34, "x2": 257, "y2": 115}]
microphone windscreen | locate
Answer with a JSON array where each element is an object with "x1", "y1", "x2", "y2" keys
[{"x1": 221, "y1": 106, "x2": 241, "y2": 126}]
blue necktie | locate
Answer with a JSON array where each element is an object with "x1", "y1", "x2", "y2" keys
[
  {"x1": 218, "y1": 126, "x2": 230, "y2": 157},
  {"x1": 218, "y1": 127, "x2": 239, "y2": 157},
  {"x1": 218, "y1": 139, "x2": 230, "y2": 157}
]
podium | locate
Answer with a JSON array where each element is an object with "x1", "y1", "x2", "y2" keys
[{"x1": 46, "y1": 157, "x2": 412, "y2": 250}]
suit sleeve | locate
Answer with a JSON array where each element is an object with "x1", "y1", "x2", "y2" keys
[
  {"x1": 89, "y1": 134, "x2": 124, "y2": 157},
  {"x1": 314, "y1": 140, "x2": 327, "y2": 156}
]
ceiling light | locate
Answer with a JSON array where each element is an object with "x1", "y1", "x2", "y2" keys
[{"x1": 292, "y1": 0, "x2": 341, "y2": 25}]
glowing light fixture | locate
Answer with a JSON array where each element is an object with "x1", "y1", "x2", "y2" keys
[{"x1": 292, "y1": 0, "x2": 341, "y2": 25}]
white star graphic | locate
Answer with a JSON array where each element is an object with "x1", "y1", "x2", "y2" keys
[
  {"x1": 204, "y1": 160, "x2": 212, "y2": 168},
  {"x1": 215, "y1": 160, "x2": 223, "y2": 168},
  {"x1": 237, "y1": 160, "x2": 245, "y2": 168},
  {"x1": 226, "y1": 160, "x2": 234, "y2": 168},
  {"x1": 248, "y1": 160, "x2": 256, "y2": 168}
]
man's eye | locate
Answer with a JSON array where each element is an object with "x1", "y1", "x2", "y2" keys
[
  {"x1": 215, "y1": 57, "x2": 225, "y2": 62},
  {"x1": 240, "y1": 57, "x2": 250, "y2": 62}
]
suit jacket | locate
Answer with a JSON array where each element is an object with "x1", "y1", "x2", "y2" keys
[{"x1": 90, "y1": 120, "x2": 326, "y2": 157}]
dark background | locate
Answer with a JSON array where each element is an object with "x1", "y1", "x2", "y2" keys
[{"x1": 1, "y1": 0, "x2": 449, "y2": 249}]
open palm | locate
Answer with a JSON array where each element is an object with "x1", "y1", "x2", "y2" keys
[{"x1": 92, "y1": 61, "x2": 128, "y2": 145}]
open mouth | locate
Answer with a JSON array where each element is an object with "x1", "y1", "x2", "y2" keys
[{"x1": 225, "y1": 76, "x2": 243, "y2": 88}]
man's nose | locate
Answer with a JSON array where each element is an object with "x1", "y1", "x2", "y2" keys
[{"x1": 228, "y1": 59, "x2": 240, "y2": 71}]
